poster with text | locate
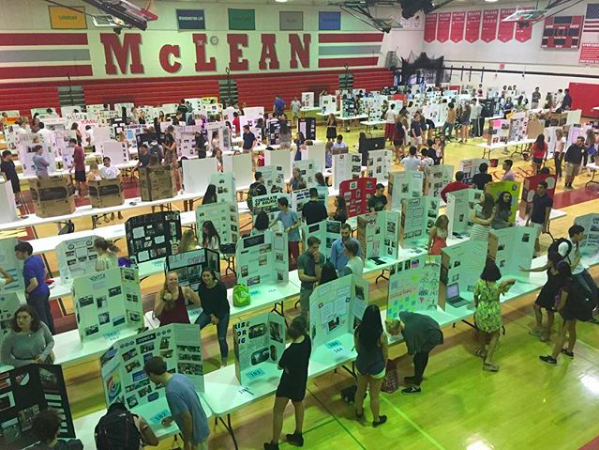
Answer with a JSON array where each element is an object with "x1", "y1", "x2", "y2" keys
[
  {"x1": 236, "y1": 230, "x2": 289, "y2": 287},
  {"x1": 574, "y1": 213, "x2": 599, "y2": 255},
  {"x1": 302, "y1": 220, "x2": 341, "y2": 259},
  {"x1": 195, "y1": 201, "x2": 240, "y2": 247},
  {"x1": 165, "y1": 248, "x2": 221, "y2": 294},
  {"x1": 340, "y1": 177, "x2": 377, "y2": 218},
  {"x1": 446, "y1": 188, "x2": 483, "y2": 237},
  {"x1": 57, "y1": 235, "x2": 100, "y2": 282},
  {"x1": 125, "y1": 212, "x2": 182, "y2": 265},
  {"x1": 488, "y1": 226, "x2": 536, "y2": 277}
]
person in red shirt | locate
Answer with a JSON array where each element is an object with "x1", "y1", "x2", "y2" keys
[
  {"x1": 531, "y1": 134, "x2": 548, "y2": 175},
  {"x1": 232, "y1": 111, "x2": 241, "y2": 136},
  {"x1": 440, "y1": 171, "x2": 470, "y2": 203},
  {"x1": 70, "y1": 138, "x2": 86, "y2": 197}
]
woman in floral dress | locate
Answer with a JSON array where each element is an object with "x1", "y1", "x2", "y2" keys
[{"x1": 474, "y1": 262, "x2": 516, "y2": 372}]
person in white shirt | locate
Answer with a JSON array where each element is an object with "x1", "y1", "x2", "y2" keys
[
  {"x1": 343, "y1": 239, "x2": 363, "y2": 277},
  {"x1": 331, "y1": 134, "x2": 348, "y2": 154},
  {"x1": 36, "y1": 123, "x2": 53, "y2": 144},
  {"x1": 470, "y1": 100, "x2": 483, "y2": 137},
  {"x1": 558, "y1": 225, "x2": 598, "y2": 312},
  {"x1": 401, "y1": 146, "x2": 422, "y2": 171},
  {"x1": 290, "y1": 97, "x2": 302, "y2": 122},
  {"x1": 385, "y1": 104, "x2": 397, "y2": 142},
  {"x1": 420, "y1": 149, "x2": 434, "y2": 171},
  {"x1": 100, "y1": 157, "x2": 123, "y2": 220},
  {"x1": 555, "y1": 89, "x2": 564, "y2": 108}
]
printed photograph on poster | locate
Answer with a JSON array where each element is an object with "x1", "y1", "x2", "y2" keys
[{"x1": 126, "y1": 212, "x2": 182, "y2": 264}]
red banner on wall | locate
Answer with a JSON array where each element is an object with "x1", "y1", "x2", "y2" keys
[
  {"x1": 498, "y1": 8, "x2": 516, "y2": 42},
  {"x1": 481, "y1": 10, "x2": 498, "y2": 43},
  {"x1": 437, "y1": 12, "x2": 451, "y2": 43},
  {"x1": 424, "y1": 14, "x2": 438, "y2": 42},
  {"x1": 515, "y1": 8, "x2": 533, "y2": 42},
  {"x1": 465, "y1": 11, "x2": 481, "y2": 43},
  {"x1": 450, "y1": 12, "x2": 466, "y2": 43}
]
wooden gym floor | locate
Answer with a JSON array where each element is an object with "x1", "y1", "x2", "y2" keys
[{"x1": 29, "y1": 121, "x2": 599, "y2": 449}]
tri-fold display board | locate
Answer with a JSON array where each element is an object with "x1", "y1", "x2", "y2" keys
[
  {"x1": 210, "y1": 172, "x2": 237, "y2": 204},
  {"x1": 195, "y1": 202, "x2": 240, "y2": 247},
  {"x1": 100, "y1": 324, "x2": 204, "y2": 410},
  {"x1": 387, "y1": 255, "x2": 441, "y2": 319},
  {"x1": 56, "y1": 235, "x2": 100, "y2": 282},
  {"x1": 125, "y1": 212, "x2": 182, "y2": 264},
  {"x1": 298, "y1": 117, "x2": 316, "y2": 140},
  {"x1": 293, "y1": 159, "x2": 317, "y2": 186},
  {"x1": 340, "y1": 177, "x2": 376, "y2": 218},
  {"x1": 72, "y1": 267, "x2": 144, "y2": 343},
  {"x1": 357, "y1": 211, "x2": 401, "y2": 260},
  {"x1": 446, "y1": 189, "x2": 483, "y2": 237},
  {"x1": 400, "y1": 196, "x2": 440, "y2": 248},
  {"x1": 261, "y1": 165, "x2": 286, "y2": 193},
  {"x1": 309, "y1": 275, "x2": 369, "y2": 349},
  {"x1": 389, "y1": 171, "x2": 424, "y2": 211},
  {"x1": 165, "y1": 248, "x2": 221, "y2": 293},
  {"x1": 332, "y1": 153, "x2": 362, "y2": 190},
  {"x1": 252, "y1": 193, "x2": 290, "y2": 222},
  {"x1": 488, "y1": 226, "x2": 536, "y2": 278},
  {"x1": 459, "y1": 158, "x2": 489, "y2": 185},
  {"x1": 302, "y1": 220, "x2": 342, "y2": 259},
  {"x1": 291, "y1": 187, "x2": 329, "y2": 215},
  {"x1": 236, "y1": 231, "x2": 289, "y2": 287},
  {"x1": 0, "y1": 238, "x2": 24, "y2": 294},
  {"x1": 366, "y1": 150, "x2": 392, "y2": 181},
  {"x1": 518, "y1": 174, "x2": 556, "y2": 220},
  {"x1": 0, "y1": 364, "x2": 76, "y2": 450},
  {"x1": 233, "y1": 312, "x2": 286, "y2": 385},
  {"x1": 424, "y1": 165, "x2": 454, "y2": 198},
  {"x1": 182, "y1": 158, "x2": 218, "y2": 195}
]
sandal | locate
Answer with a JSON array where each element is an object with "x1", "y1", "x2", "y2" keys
[{"x1": 483, "y1": 363, "x2": 499, "y2": 372}]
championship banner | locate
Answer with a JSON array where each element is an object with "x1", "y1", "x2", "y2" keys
[
  {"x1": 515, "y1": 8, "x2": 533, "y2": 42},
  {"x1": 424, "y1": 13, "x2": 438, "y2": 42},
  {"x1": 481, "y1": 9, "x2": 499, "y2": 43},
  {"x1": 450, "y1": 11, "x2": 466, "y2": 43},
  {"x1": 465, "y1": 11, "x2": 482, "y2": 43},
  {"x1": 437, "y1": 12, "x2": 452, "y2": 43},
  {"x1": 498, "y1": 9, "x2": 516, "y2": 42}
]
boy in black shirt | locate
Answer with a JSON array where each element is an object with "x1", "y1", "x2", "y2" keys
[
  {"x1": 301, "y1": 188, "x2": 328, "y2": 225},
  {"x1": 368, "y1": 183, "x2": 388, "y2": 212},
  {"x1": 564, "y1": 136, "x2": 587, "y2": 189},
  {"x1": 1, "y1": 150, "x2": 21, "y2": 205},
  {"x1": 471, "y1": 162, "x2": 493, "y2": 191}
]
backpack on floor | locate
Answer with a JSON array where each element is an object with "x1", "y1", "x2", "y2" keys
[
  {"x1": 95, "y1": 403, "x2": 141, "y2": 450},
  {"x1": 548, "y1": 238, "x2": 572, "y2": 264},
  {"x1": 381, "y1": 359, "x2": 399, "y2": 394},
  {"x1": 341, "y1": 385, "x2": 358, "y2": 404}
]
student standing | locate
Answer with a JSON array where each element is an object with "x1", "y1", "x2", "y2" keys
[
  {"x1": 354, "y1": 305, "x2": 388, "y2": 427},
  {"x1": 196, "y1": 269, "x2": 230, "y2": 367},
  {"x1": 273, "y1": 95, "x2": 286, "y2": 117},
  {"x1": 319, "y1": 262, "x2": 339, "y2": 285},
  {"x1": 428, "y1": 215, "x2": 449, "y2": 255},
  {"x1": 32, "y1": 145, "x2": 50, "y2": 178},
  {"x1": 471, "y1": 162, "x2": 492, "y2": 191},
  {"x1": 440, "y1": 171, "x2": 470, "y2": 203},
  {"x1": 330, "y1": 195, "x2": 348, "y2": 224},
  {"x1": 0, "y1": 305, "x2": 54, "y2": 367},
  {"x1": 201, "y1": 221, "x2": 221, "y2": 251},
  {"x1": 384, "y1": 104, "x2": 397, "y2": 143},
  {"x1": 474, "y1": 262, "x2": 516, "y2": 372},
  {"x1": 540, "y1": 262, "x2": 589, "y2": 365},
  {"x1": 343, "y1": 240, "x2": 363, "y2": 277},
  {"x1": 521, "y1": 259, "x2": 560, "y2": 342},
  {"x1": 301, "y1": 188, "x2": 327, "y2": 225},
  {"x1": 154, "y1": 272, "x2": 200, "y2": 326},
  {"x1": 330, "y1": 223, "x2": 361, "y2": 276},
  {"x1": 14, "y1": 242, "x2": 54, "y2": 334},
  {"x1": 492, "y1": 191, "x2": 513, "y2": 230},
  {"x1": 297, "y1": 237, "x2": 324, "y2": 319},
  {"x1": 326, "y1": 114, "x2": 337, "y2": 142},
  {"x1": 531, "y1": 134, "x2": 548, "y2": 174},
  {"x1": 391, "y1": 311, "x2": 444, "y2": 394},
  {"x1": 526, "y1": 181, "x2": 553, "y2": 256},
  {"x1": 332, "y1": 134, "x2": 348, "y2": 154},
  {"x1": 144, "y1": 357, "x2": 210, "y2": 450},
  {"x1": 501, "y1": 159, "x2": 515, "y2": 181},
  {"x1": 290, "y1": 97, "x2": 302, "y2": 122},
  {"x1": 392, "y1": 116, "x2": 406, "y2": 161},
  {"x1": 470, "y1": 193, "x2": 495, "y2": 241},
  {"x1": 564, "y1": 136, "x2": 587, "y2": 189},
  {"x1": 531, "y1": 87, "x2": 541, "y2": 109},
  {"x1": 367, "y1": 183, "x2": 388, "y2": 212},
  {"x1": 289, "y1": 168, "x2": 306, "y2": 192},
  {"x1": 401, "y1": 146, "x2": 422, "y2": 172},
  {"x1": 1, "y1": 150, "x2": 22, "y2": 205},
  {"x1": 71, "y1": 138, "x2": 86, "y2": 196},
  {"x1": 241, "y1": 125, "x2": 257, "y2": 153},
  {"x1": 264, "y1": 317, "x2": 311, "y2": 450},
  {"x1": 410, "y1": 112, "x2": 423, "y2": 149},
  {"x1": 459, "y1": 103, "x2": 471, "y2": 143},
  {"x1": 272, "y1": 198, "x2": 301, "y2": 266},
  {"x1": 442, "y1": 103, "x2": 456, "y2": 140},
  {"x1": 94, "y1": 238, "x2": 119, "y2": 271}
]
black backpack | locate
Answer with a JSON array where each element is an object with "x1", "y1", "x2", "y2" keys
[
  {"x1": 548, "y1": 238, "x2": 572, "y2": 264},
  {"x1": 95, "y1": 403, "x2": 141, "y2": 450}
]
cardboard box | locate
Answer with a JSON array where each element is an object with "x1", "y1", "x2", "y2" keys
[
  {"x1": 139, "y1": 165, "x2": 177, "y2": 201},
  {"x1": 30, "y1": 175, "x2": 76, "y2": 218},
  {"x1": 88, "y1": 176, "x2": 125, "y2": 208}
]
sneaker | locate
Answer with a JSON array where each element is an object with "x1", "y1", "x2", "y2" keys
[
  {"x1": 264, "y1": 442, "x2": 279, "y2": 450},
  {"x1": 540, "y1": 355, "x2": 557, "y2": 365},
  {"x1": 286, "y1": 432, "x2": 304, "y2": 447},
  {"x1": 373, "y1": 415, "x2": 387, "y2": 428},
  {"x1": 560, "y1": 349, "x2": 574, "y2": 358},
  {"x1": 402, "y1": 386, "x2": 421, "y2": 394}
]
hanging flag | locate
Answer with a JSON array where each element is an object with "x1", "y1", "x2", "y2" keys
[
  {"x1": 317, "y1": 33, "x2": 383, "y2": 68},
  {"x1": 583, "y1": 4, "x2": 599, "y2": 32}
]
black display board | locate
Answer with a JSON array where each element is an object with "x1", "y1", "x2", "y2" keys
[
  {"x1": 125, "y1": 212, "x2": 182, "y2": 264},
  {"x1": 0, "y1": 364, "x2": 76, "y2": 450}
]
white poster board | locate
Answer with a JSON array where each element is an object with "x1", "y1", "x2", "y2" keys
[
  {"x1": 441, "y1": 239, "x2": 488, "y2": 297},
  {"x1": 223, "y1": 153, "x2": 253, "y2": 190},
  {"x1": 264, "y1": 149, "x2": 293, "y2": 180},
  {"x1": 390, "y1": 171, "x2": 424, "y2": 211},
  {"x1": 0, "y1": 238, "x2": 24, "y2": 293},
  {"x1": 293, "y1": 159, "x2": 317, "y2": 186},
  {"x1": 210, "y1": 172, "x2": 237, "y2": 203},
  {"x1": 574, "y1": 213, "x2": 599, "y2": 256},
  {"x1": 309, "y1": 275, "x2": 369, "y2": 349},
  {"x1": 301, "y1": 92, "x2": 314, "y2": 108},
  {"x1": 252, "y1": 193, "x2": 290, "y2": 222},
  {"x1": 18, "y1": 140, "x2": 57, "y2": 176},
  {"x1": 400, "y1": 196, "x2": 440, "y2": 249},
  {"x1": 332, "y1": 153, "x2": 362, "y2": 190},
  {"x1": 57, "y1": 235, "x2": 100, "y2": 282},
  {"x1": 100, "y1": 323, "x2": 204, "y2": 410},
  {"x1": 446, "y1": 189, "x2": 483, "y2": 237},
  {"x1": 233, "y1": 312, "x2": 286, "y2": 385},
  {"x1": 302, "y1": 220, "x2": 341, "y2": 259},
  {"x1": 0, "y1": 181, "x2": 19, "y2": 225},
  {"x1": 424, "y1": 164, "x2": 454, "y2": 198},
  {"x1": 488, "y1": 226, "x2": 536, "y2": 278},
  {"x1": 367, "y1": 149, "x2": 392, "y2": 181},
  {"x1": 182, "y1": 158, "x2": 219, "y2": 195},
  {"x1": 300, "y1": 142, "x2": 326, "y2": 172},
  {"x1": 101, "y1": 140, "x2": 130, "y2": 165},
  {"x1": 72, "y1": 267, "x2": 144, "y2": 343},
  {"x1": 459, "y1": 158, "x2": 489, "y2": 185},
  {"x1": 236, "y1": 230, "x2": 289, "y2": 287},
  {"x1": 261, "y1": 165, "x2": 286, "y2": 193}
]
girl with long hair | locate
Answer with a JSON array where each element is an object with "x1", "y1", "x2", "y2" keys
[
  {"x1": 354, "y1": 305, "x2": 388, "y2": 427},
  {"x1": 202, "y1": 184, "x2": 217, "y2": 205},
  {"x1": 330, "y1": 195, "x2": 347, "y2": 224},
  {"x1": 94, "y1": 238, "x2": 120, "y2": 271},
  {"x1": 202, "y1": 220, "x2": 221, "y2": 251},
  {"x1": 470, "y1": 193, "x2": 495, "y2": 241},
  {"x1": 531, "y1": 134, "x2": 548, "y2": 174},
  {"x1": 428, "y1": 215, "x2": 449, "y2": 255},
  {"x1": 491, "y1": 191, "x2": 513, "y2": 229},
  {"x1": 154, "y1": 271, "x2": 200, "y2": 326}
]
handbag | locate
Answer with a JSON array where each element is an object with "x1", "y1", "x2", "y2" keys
[
  {"x1": 381, "y1": 358, "x2": 399, "y2": 394},
  {"x1": 233, "y1": 284, "x2": 251, "y2": 307}
]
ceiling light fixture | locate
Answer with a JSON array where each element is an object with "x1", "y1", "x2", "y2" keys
[
  {"x1": 484, "y1": 0, "x2": 499, "y2": 3},
  {"x1": 275, "y1": 0, "x2": 289, "y2": 3}
]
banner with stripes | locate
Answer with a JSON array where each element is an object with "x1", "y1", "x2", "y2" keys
[
  {"x1": 317, "y1": 33, "x2": 383, "y2": 68},
  {"x1": 0, "y1": 32, "x2": 93, "y2": 81}
]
